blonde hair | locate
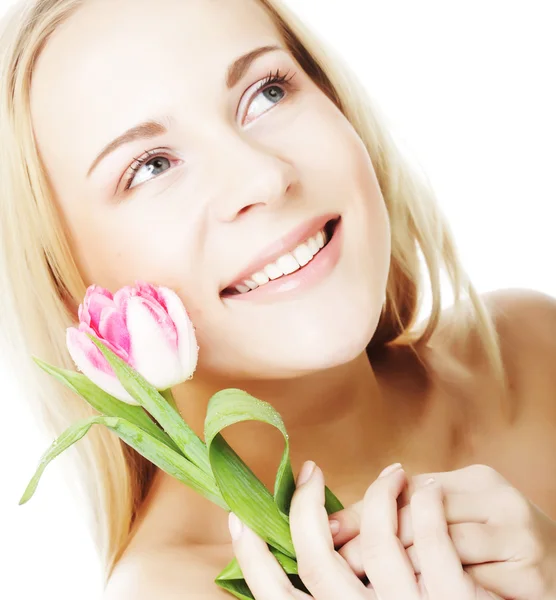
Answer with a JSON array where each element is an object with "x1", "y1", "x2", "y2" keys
[{"x1": 0, "y1": 0, "x2": 507, "y2": 588}]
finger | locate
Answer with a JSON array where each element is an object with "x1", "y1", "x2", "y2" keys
[
  {"x1": 360, "y1": 466, "x2": 420, "y2": 598},
  {"x1": 465, "y1": 561, "x2": 541, "y2": 599},
  {"x1": 398, "y1": 488, "x2": 531, "y2": 547},
  {"x1": 289, "y1": 461, "x2": 367, "y2": 600},
  {"x1": 337, "y1": 536, "x2": 364, "y2": 578},
  {"x1": 229, "y1": 512, "x2": 310, "y2": 599},
  {"x1": 407, "y1": 522, "x2": 521, "y2": 570},
  {"x1": 340, "y1": 525, "x2": 519, "y2": 595},
  {"x1": 330, "y1": 464, "x2": 503, "y2": 547},
  {"x1": 365, "y1": 587, "x2": 381, "y2": 600},
  {"x1": 411, "y1": 464, "x2": 507, "y2": 494},
  {"x1": 411, "y1": 479, "x2": 473, "y2": 599},
  {"x1": 398, "y1": 491, "x2": 493, "y2": 546},
  {"x1": 328, "y1": 463, "x2": 404, "y2": 547},
  {"x1": 339, "y1": 535, "x2": 428, "y2": 580},
  {"x1": 415, "y1": 575, "x2": 503, "y2": 600},
  {"x1": 328, "y1": 499, "x2": 364, "y2": 547},
  {"x1": 451, "y1": 523, "x2": 527, "y2": 565}
]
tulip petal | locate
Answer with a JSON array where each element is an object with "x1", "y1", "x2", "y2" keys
[
  {"x1": 158, "y1": 287, "x2": 198, "y2": 380},
  {"x1": 89, "y1": 284, "x2": 114, "y2": 301},
  {"x1": 125, "y1": 296, "x2": 183, "y2": 389},
  {"x1": 136, "y1": 281, "x2": 165, "y2": 308},
  {"x1": 66, "y1": 328, "x2": 139, "y2": 405},
  {"x1": 113, "y1": 286, "x2": 134, "y2": 315},
  {"x1": 98, "y1": 307, "x2": 131, "y2": 357},
  {"x1": 77, "y1": 321, "x2": 127, "y2": 364},
  {"x1": 86, "y1": 292, "x2": 116, "y2": 333}
]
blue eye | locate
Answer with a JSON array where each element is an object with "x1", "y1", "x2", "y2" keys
[
  {"x1": 127, "y1": 156, "x2": 172, "y2": 189},
  {"x1": 243, "y1": 69, "x2": 296, "y2": 125},
  {"x1": 123, "y1": 150, "x2": 175, "y2": 191}
]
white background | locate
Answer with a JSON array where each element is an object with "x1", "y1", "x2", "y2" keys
[{"x1": 2, "y1": 0, "x2": 555, "y2": 598}]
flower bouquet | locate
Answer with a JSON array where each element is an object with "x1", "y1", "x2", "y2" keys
[{"x1": 19, "y1": 282, "x2": 343, "y2": 599}]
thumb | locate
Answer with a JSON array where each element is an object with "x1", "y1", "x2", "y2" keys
[{"x1": 328, "y1": 499, "x2": 364, "y2": 546}]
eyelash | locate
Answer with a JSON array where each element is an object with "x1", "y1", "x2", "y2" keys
[
  {"x1": 121, "y1": 68, "x2": 296, "y2": 191},
  {"x1": 252, "y1": 68, "x2": 296, "y2": 101}
]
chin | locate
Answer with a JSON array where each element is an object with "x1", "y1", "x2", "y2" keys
[
  {"x1": 199, "y1": 305, "x2": 380, "y2": 380},
  {"x1": 257, "y1": 305, "x2": 382, "y2": 378}
]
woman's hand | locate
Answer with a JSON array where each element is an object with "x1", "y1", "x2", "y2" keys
[
  {"x1": 330, "y1": 464, "x2": 556, "y2": 600},
  {"x1": 228, "y1": 461, "x2": 495, "y2": 599}
]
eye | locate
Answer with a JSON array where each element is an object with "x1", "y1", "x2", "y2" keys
[
  {"x1": 242, "y1": 69, "x2": 296, "y2": 126},
  {"x1": 123, "y1": 150, "x2": 177, "y2": 191}
]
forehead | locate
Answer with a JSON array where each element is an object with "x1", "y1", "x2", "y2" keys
[{"x1": 30, "y1": 0, "x2": 282, "y2": 179}]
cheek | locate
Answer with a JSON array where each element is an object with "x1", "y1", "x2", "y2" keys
[
  {"x1": 292, "y1": 99, "x2": 382, "y2": 206},
  {"x1": 67, "y1": 204, "x2": 198, "y2": 293},
  {"x1": 311, "y1": 106, "x2": 389, "y2": 242}
]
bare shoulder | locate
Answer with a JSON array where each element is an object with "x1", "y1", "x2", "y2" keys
[
  {"x1": 438, "y1": 287, "x2": 556, "y2": 417},
  {"x1": 102, "y1": 544, "x2": 232, "y2": 600},
  {"x1": 481, "y1": 287, "x2": 556, "y2": 347},
  {"x1": 482, "y1": 287, "x2": 556, "y2": 410},
  {"x1": 418, "y1": 288, "x2": 556, "y2": 514}
]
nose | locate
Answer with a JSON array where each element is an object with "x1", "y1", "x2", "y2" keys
[{"x1": 208, "y1": 135, "x2": 299, "y2": 223}]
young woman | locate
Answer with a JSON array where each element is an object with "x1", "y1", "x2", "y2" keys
[{"x1": 1, "y1": 0, "x2": 555, "y2": 598}]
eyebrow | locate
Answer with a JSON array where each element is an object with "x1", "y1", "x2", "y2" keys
[
  {"x1": 225, "y1": 44, "x2": 281, "y2": 88},
  {"x1": 87, "y1": 44, "x2": 282, "y2": 178},
  {"x1": 87, "y1": 120, "x2": 168, "y2": 178}
]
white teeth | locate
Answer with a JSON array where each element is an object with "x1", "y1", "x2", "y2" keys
[
  {"x1": 307, "y1": 236, "x2": 319, "y2": 255},
  {"x1": 244, "y1": 279, "x2": 259, "y2": 290},
  {"x1": 264, "y1": 263, "x2": 283, "y2": 280},
  {"x1": 276, "y1": 253, "x2": 300, "y2": 275},
  {"x1": 251, "y1": 271, "x2": 270, "y2": 285},
  {"x1": 230, "y1": 225, "x2": 332, "y2": 294},
  {"x1": 293, "y1": 243, "x2": 313, "y2": 266}
]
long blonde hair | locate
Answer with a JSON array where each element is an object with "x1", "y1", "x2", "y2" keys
[{"x1": 0, "y1": 0, "x2": 507, "y2": 587}]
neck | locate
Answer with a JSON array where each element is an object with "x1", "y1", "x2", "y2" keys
[{"x1": 172, "y1": 351, "x2": 405, "y2": 502}]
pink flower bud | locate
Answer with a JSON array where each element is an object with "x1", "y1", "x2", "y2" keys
[{"x1": 66, "y1": 282, "x2": 198, "y2": 404}]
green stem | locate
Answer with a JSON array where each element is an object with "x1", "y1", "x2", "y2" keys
[
  {"x1": 160, "y1": 387, "x2": 213, "y2": 477},
  {"x1": 161, "y1": 388, "x2": 179, "y2": 412}
]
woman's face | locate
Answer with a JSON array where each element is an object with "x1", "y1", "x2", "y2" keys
[{"x1": 30, "y1": 0, "x2": 391, "y2": 379}]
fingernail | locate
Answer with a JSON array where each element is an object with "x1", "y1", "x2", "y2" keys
[
  {"x1": 329, "y1": 519, "x2": 341, "y2": 535},
  {"x1": 422, "y1": 477, "x2": 436, "y2": 487},
  {"x1": 379, "y1": 462, "x2": 403, "y2": 478},
  {"x1": 228, "y1": 512, "x2": 243, "y2": 540},
  {"x1": 297, "y1": 460, "x2": 316, "y2": 487}
]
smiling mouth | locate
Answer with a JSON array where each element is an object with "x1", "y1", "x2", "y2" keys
[{"x1": 221, "y1": 218, "x2": 340, "y2": 297}]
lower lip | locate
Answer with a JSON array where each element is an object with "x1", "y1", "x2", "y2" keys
[{"x1": 222, "y1": 219, "x2": 343, "y2": 303}]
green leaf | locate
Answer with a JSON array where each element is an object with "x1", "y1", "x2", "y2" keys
[
  {"x1": 212, "y1": 579, "x2": 254, "y2": 600},
  {"x1": 324, "y1": 484, "x2": 344, "y2": 514},
  {"x1": 206, "y1": 389, "x2": 344, "y2": 596},
  {"x1": 205, "y1": 390, "x2": 295, "y2": 558},
  {"x1": 88, "y1": 335, "x2": 211, "y2": 475},
  {"x1": 33, "y1": 357, "x2": 181, "y2": 455},
  {"x1": 19, "y1": 415, "x2": 227, "y2": 509},
  {"x1": 210, "y1": 433, "x2": 294, "y2": 556},
  {"x1": 205, "y1": 389, "x2": 295, "y2": 518}
]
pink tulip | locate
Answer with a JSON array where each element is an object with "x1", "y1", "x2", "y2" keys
[{"x1": 66, "y1": 282, "x2": 198, "y2": 405}]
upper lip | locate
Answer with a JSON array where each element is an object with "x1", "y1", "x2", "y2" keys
[{"x1": 221, "y1": 213, "x2": 340, "y2": 292}]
